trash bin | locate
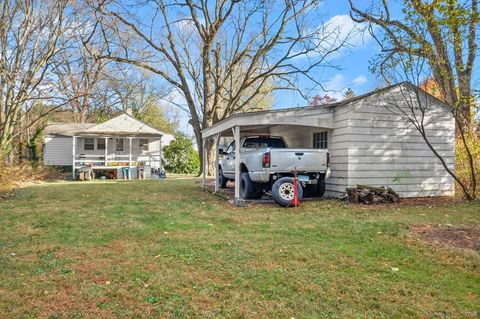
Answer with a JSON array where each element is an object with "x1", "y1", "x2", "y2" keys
[{"x1": 121, "y1": 167, "x2": 130, "y2": 180}]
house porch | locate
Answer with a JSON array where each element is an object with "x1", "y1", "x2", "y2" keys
[{"x1": 72, "y1": 135, "x2": 163, "y2": 180}]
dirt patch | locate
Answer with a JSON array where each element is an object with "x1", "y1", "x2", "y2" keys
[
  {"x1": 348, "y1": 196, "x2": 461, "y2": 209},
  {"x1": 203, "y1": 180, "x2": 461, "y2": 208},
  {"x1": 410, "y1": 224, "x2": 480, "y2": 251}
]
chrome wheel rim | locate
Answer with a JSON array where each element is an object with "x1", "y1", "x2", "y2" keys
[{"x1": 279, "y1": 182, "x2": 295, "y2": 201}]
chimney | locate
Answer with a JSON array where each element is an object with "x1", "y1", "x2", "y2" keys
[{"x1": 126, "y1": 107, "x2": 133, "y2": 115}]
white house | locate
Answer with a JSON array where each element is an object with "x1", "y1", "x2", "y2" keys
[
  {"x1": 43, "y1": 111, "x2": 174, "y2": 179},
  {"x1": 201, "y1": 82, "x2": 456, "y2": 202}
]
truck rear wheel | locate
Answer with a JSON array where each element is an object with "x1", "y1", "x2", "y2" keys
[
  {"x1": 240, "y1": 172, "x2": 256, "y2": 199},
  {"x1": 304, "y1": 176, "x2": 326, "y2": 198},
  {"x1": 272, "y1": 177, "x2": 303, "y2": 207},
  {"x1": 317, "y1": 177, "x2": 326, "y2": 198}
]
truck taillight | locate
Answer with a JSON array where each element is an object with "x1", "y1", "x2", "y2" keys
[
  {"x1": 262, "y1": 152, "x2": 271, "y2": 168},
  {"x1": 327, "y1": 152, "x2": 331, "y2": 167}
]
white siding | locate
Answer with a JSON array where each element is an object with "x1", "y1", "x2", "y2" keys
[
  {"x1": 270, "y1": 125, "x2": 314, "y2": 148},
  {"x1": 270, "y1": 87, "x2": 456, "y2": 198},
  {"x1": 336, "y1": 89, "x2": 455, "y2": 198},
  {"x1": 43, "y1": 136, "x2": 72, "y2": 166},
  {"x1": 44, "y1": 135, "x2": 172, "y2": 168},
  {"x1": 325, "y1": 104, "x2": 351, "y2": 197}
]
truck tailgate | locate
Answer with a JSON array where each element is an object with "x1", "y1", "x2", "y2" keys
[{"x1": 269, "y1": 148, "x2": 327, "y2": 172}]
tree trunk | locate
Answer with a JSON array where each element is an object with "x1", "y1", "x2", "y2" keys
[{"x1": 206, "y1": 138, "x2": 216, "y2": 176}]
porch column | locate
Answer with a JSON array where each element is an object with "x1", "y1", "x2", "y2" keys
[
  {"x1": 128, "y1": 137, "x2": 132, "y2": 180},
  {"x1": 104, "y1": 137, "x2": 108, "y2": 166},
  {"x1": 214, "y1": 133, "x2": 220, "y2": 193},
  {"x1": 159, "y1": 136, "x2": 162, "y2": 171},
  {"x1": 233, "y1": 125, "x2": 241, "y2": 202},
  {"x1": 201, "y1": 138, "x2": 207, "y2": 188},
  {"x1": 72, "y1": 136, "x2": 76, "y2": 179}
]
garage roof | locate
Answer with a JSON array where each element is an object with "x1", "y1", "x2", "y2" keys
[{"x1": 201, "y1": 82, "x2": 450, "y2": 139}]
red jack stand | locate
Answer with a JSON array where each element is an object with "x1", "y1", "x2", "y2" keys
[{"x1": 291, "y1": 172, "x2": 301, "y2": 207}]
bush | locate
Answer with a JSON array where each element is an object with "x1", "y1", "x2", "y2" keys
[
  {"x1": 0, "y1": 164, "x2": 21, "y2": 196},
  {"x1": 0, "y1": 163, "x2": 63, "y2": 197},
  {"x1": 163, "y1": 133, "x2": 200, "y2": 174}
]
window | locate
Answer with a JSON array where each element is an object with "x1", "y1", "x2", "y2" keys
[
  {"x1": 226, "y1": 141, "x2": 235, "y2": 153},
  {"x1": 243, "y1": 137, "x2": 287, "y2": 149},
  {"x1": 116, "y1": 138, "x2": 124, "y2": 152},
  {"x1": 139, "y1": 138, "x2": 149, "y2": 151},
  {"x1": 313, "y1": 131, "x2": 328, "y2": 149},
  {"x1": 84, "y1": 138, "x2": 94, "y2": 150},
  {"x1": 97, "y1": 138, "x2": 106, "y2": 150}
]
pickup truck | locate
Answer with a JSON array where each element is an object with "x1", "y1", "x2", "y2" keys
[{"x1": 218, "y1": 136, "x2": 330, "y2": 206}]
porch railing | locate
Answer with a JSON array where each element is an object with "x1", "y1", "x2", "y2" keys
[
  {"x1": 74, "y1": 154, "x2": 130, "y2": 167},
  {"x1": 73, "y1": 154, "x2": 162, "y2": 168}
]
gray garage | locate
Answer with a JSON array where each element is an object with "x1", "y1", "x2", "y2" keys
[{"x1": 201, "y1": 82, "x2": 455, "y2": 204}]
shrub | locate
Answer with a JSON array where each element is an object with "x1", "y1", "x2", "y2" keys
[
  {"x1": 163, "y1": 133, "x2": 200, "y2": 174},
  {"x1": 0, "y1": 163, "x2": 62, "y2": 198},
  {"x1": 0, "y1": 164, "x2": 21, "y2": 196}
]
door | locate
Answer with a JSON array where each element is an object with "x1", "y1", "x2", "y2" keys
[{"x1": 222, "y1": 141, "x2": 236, "y2": 178}]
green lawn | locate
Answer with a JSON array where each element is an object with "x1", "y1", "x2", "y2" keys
[{"x1": 0, "y1": 178, "x2": 479, "y2": 318}]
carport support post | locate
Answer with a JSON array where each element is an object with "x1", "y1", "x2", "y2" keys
[
  {"x1": 214, "y1": 134, "x2": 220, "y2": 193},
  {"x1": 159, "y1": 136, "x2": 163, "y2": 171},
  {"x1": 72, "y1": 136, "x2": 76, "y2": 179},
  {"x1": 233, "y1": 125, "x2": 241, "y2": 204},
  {"x1": 201, "y1": 138, "x2": 206, "y2": 188}
]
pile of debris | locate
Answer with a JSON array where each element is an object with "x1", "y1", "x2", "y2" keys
[{"x1": 346, "y1": 184, "x2": 401, "y2": 204}]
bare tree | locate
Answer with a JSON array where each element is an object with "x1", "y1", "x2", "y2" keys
[
  {"x1": 349, "y1": 0, "x2": 479, "y2": 200},
  {"x1": 379, "y1": 55, "x2": 477, "y2": 199},
  {"x1": 52, "y1": 26, "x2": 110, "y2": 123},
  {"x1": 0, "y1": 0, "x2": 69, "y2": 160},
  {"x1": 92, "y1": 0, "x2": 347, "y2": 174},
  {"x1": 349, "y1": 0, "x2": 478, "y2": 124}
]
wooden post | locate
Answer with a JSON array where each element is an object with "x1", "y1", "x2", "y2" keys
[
  {"x1": 159, "y1": 135, "x2": 162, "y2": 171},
  {"x1": 201, "y1": 138, "x2": 206, "y2": 188},
  {"x1": 214, "y1": 133, "x2": 220, "y2": 193},
  {"x1": 128, "y1": 137, "x2": 132, "y2": 179},
  {"x1": 233, "y1": 125, "x2": 240, "y2": 202},
  {"x1": 72, "y1": 136, "x2": 76, "y2": 179}
]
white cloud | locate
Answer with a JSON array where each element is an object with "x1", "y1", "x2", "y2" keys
[
  {"x1": 352, "y1": 75, "x2": 367, "y2": 86},
  {"x1": 322, "y1": 14, "x2": 372, "y2": 48},
  {"x1": 323, "y1": 73, "x2": 368, "y2": 100}
]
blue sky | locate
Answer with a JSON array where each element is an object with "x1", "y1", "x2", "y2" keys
[
  {"x1": 272, "y1": 0, "x2": 382, "y2": 108},
  {"x1": 161, "y1": 0, "x2": 384, "y2": 134}
]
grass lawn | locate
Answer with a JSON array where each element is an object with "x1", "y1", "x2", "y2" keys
[{"x1": 0, "y1": 178, "x2": 479, "y2": 318}]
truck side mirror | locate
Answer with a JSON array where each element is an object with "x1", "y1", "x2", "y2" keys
[{"x1": 218, "y1": 148, "x2": 224, "y2": 155}]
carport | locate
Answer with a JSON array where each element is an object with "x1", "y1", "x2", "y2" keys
[
  {"x1": 201, "y1": 106, "x2": 335, "y2": 205},
  {"x1": 201, "y1": 83, "x2": 457, "y2": 204}
]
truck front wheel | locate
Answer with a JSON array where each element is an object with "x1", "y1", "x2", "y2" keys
[
  {"x1": 218, "y1": 167, "x2": 228, "y2": 188},
  {"x1": 240, "y1": 172, "x2": 256, "y2": 199},
  {"x1": 272, "y1": 177, "x2": 303, "y2": 207}
]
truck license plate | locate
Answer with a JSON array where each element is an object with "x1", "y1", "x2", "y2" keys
[{"x1": 297, "y1": 175, "x2": 310, "y2": 182}]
